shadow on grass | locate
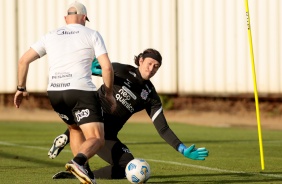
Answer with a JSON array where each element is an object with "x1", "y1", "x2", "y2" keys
[
  {"x1": 0, "y1": 150, "x2": 65, "y2": 167},
  {"x1": 150, "y1": 173, "x2": 282, "y2": 183}
]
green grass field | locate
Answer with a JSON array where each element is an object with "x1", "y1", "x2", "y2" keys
[{"x1": 0, "y1": 120, "x2": 282, "y2": 184}]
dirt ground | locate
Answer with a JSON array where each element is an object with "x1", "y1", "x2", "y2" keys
[{"x1": 1, "y1": 96, "x2": 281, "y2": 130}]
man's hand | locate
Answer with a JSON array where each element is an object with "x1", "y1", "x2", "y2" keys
[
  {"x1": 105, "y1": 94, "x2": 117, "y2": 113},
  {"x1": 14, "y1": 91, "x2": 29, "y2": 108},
  {"x1": 178, "y1": 144, "x2": 209, "y2": 160}
]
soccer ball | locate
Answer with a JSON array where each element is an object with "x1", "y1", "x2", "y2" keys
[{"x1": 125, "y1": 158, "x2": 151, "y2": 184}]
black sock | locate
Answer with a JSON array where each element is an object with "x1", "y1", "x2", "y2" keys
[{"x1": 73, "y1": 153, "x2": 87, "y2": 165}]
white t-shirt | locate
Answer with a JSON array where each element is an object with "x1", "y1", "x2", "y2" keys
[{"x1": 31, "y1": 24, "x2": 107, "y2": 91}]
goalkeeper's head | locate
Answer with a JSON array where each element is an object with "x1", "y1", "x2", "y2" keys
[{"x1": 134, "y1": 48, "x2": 162, "y2": 80}]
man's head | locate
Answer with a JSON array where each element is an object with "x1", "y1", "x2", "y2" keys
[
  {"x1": 65, "y1": 1, "x2": 89, "y2": 25},
  {"x1": 134, "y1": 48, "x2": 162, "y2": 80}
]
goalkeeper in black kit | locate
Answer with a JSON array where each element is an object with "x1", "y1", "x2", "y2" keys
[{"x1": 50, "y1": 48, "x2": 209, "y2": 180}]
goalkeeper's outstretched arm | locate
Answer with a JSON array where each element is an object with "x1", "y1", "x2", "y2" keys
[{"x1": 152, "y1": 112, "x2": 209, "y2": 160}]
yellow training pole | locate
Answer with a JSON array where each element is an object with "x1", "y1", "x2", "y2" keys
[{"x1": 244, "y1": 0, "x2": 265, "y2": 170}]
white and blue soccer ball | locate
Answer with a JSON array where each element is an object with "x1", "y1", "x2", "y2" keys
[{"x1": 125, "y1": 158, "x2": 151, "y2": 184}]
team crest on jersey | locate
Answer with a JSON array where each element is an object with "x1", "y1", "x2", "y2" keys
[
  {"x1": 57, "y1": 113, "x2": 69, "y2": 121},
  {"x1": 75, "y1": 109, "x2": 90, "y2": 122},
  {"x1": 140, "y1": 89, "x2": 149, "y2": 100}
]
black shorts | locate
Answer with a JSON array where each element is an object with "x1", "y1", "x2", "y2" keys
[{"x1": 47, "y1": 90, "x2": 103, "y2": 126}]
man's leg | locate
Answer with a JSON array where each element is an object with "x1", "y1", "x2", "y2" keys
[
  {"x1": 68, "y1": 124, "x2": 84, "y2": 156},
  {"x1": 77, "y1": 122, "x2": 105, "y2": 158},
  {"x1": 65, "y1": 122, "x2": 104, "y2": 184}
]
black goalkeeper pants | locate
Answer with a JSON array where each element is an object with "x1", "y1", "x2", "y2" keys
[{"x1": 94, "y1": 139, "x2": 134, "y2": 179}]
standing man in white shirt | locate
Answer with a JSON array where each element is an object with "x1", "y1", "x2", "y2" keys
[{"x1": 13, "y1": 2, "x2": 116, "y2": 184}]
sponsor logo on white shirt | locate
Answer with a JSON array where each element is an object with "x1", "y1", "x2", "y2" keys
[
  {"x1": 50, "y1": 83, "x2": 70, "y2": 88},
  {"x1": 57, "y1": 29, "x2": 79, "y2": 35}
]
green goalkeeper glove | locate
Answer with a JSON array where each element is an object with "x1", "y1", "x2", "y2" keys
[
  {"x1": 91, "y1": 58, "x2": 102, "y2": 76},
  {"x1": 178, "y1": 144, "x2": 209, "y2": 160}
]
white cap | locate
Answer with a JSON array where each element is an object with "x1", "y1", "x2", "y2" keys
[{"x1": 67, "y1": 1, "x2": 89, "y2": 21}]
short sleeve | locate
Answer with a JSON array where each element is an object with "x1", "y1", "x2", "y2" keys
[
  {"x1": 93, "y1": 31, "x2": 107, "y2": 58},
  {"x1": 30, "y1": 35, "x2": 47, "y2": 57}
]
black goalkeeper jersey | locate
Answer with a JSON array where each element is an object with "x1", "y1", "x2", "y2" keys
[{"x1": 98, "y1": 62, "x2": 182, "y2": 150}]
